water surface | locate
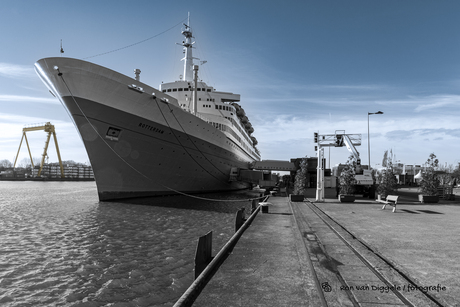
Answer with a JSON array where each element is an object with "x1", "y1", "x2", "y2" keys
[{"x1": 0, "y1": 181, "x2": 258, "y2": 306}]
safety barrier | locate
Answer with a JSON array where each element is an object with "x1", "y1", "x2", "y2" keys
[{"x1": 173, "y1": 195, "x2": 269, "y2": 307}]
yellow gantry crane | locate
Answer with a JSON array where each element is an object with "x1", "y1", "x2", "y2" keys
[{"x1": 14, "y1": 122, "x2": 64, "y2": 178}]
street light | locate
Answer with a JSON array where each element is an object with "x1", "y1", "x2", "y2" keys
[{"x1": 368, "y1": 111, "x2": 384, "y2": 169}]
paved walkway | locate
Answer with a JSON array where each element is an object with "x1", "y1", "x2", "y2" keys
[
  {"x1": 193, "y1": 197, "x2": 321, "y2": 306},
  {"x1": 192, "y1": 188, "x2": 460, "y2": 306}
]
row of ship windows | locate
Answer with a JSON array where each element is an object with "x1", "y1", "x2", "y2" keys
[
  {"x1": 178, "y1": 98, "x2": 214, "y2": 102},
  {"x1": 203, "y1": 104, "x2": 235, "y2": 111},
  {"x1": 178, "y1": 104, "x2": 236, "y2": 113},
  {"x1": 216, "y1": 105, "x2": 234, "y2": 111},
  {"x1": 163, "y1": 88, "x2": 212, "y2": 92},
  {"x1": 174, "y1": 102, "x2": 252, "y2": 150},
  {"x1": 225, "y1": 117, "x2": 253, "y2": 145},
  {"x1": 199, "y1": 104, "x2": 235, "y2": 111},
  {"x1": 179, "y1": 103, "x2": 224, "y2": 109},
  {"x1": 210, "y1": 122, "x2": 256, "y2": 157}
]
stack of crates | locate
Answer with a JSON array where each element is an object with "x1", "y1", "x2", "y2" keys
[
  {"x1": 38, "y1": 165, "x2": 50, "y2": 177},
  {"x1": 30, "y1": 164, "x2": 94, "y2": 179},
  {"x1": 64, "y1": 165, "x2": 76, "y2": 178},
  {"x1": 50, "y1": 164, "x2": 60, "y2": 177}
]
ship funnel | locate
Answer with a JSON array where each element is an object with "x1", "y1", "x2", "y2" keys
[{"x1": 134, "y1": 69, "x2": 141, "y2": 81}]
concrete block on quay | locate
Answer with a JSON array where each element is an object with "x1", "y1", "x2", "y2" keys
[
  {"x1": 259, "y1": 202, "x2": 270, "y2": 213},
  {"x1": 290, "y1": 194, "x2": 304, "y2": 202}
]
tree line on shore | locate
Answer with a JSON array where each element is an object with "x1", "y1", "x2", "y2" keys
[{"x1": 0, "y1": 158, "x2": 88, "y2": 171}]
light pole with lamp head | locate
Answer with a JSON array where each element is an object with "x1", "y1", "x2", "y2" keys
[{"x1": 368, "y1": 111, "x2": 383, "y2": 169}]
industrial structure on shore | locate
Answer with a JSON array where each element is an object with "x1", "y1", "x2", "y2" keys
[
  {"x1": 0, "y1": 163, "x2": 94, "y2": 180},
  {"x1": 0, "y1": 121, "x2": 94, "y2": 181}
]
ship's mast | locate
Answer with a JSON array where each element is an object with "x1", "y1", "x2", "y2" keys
[
  {"x1": 193, "y1": 65, "x2": 198, "y2": 115},
  {"x1": 181, "y1": 13, "x2": 194, "y2": 81}
]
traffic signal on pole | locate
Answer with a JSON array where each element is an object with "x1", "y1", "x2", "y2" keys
[
  {"x1": 335, "y1": 134, "x2": 343, "y2": 146},
  {"x1": 314, "y1": 132, "x2": 318, "y2": 143},
  {"x1": 315, "y1": 145, "x2": 318, "y2": 151}
]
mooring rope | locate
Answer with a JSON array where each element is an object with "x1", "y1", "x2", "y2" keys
[
  {"x1": 152, "y1": 97, "x2": 231, "y2": 185},
  {"x1": 164, "y1": 102, "x2": 231, "y2": 178}
]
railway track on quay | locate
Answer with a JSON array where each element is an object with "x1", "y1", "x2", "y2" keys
[{"x1": 289, "y1": 199, "x2": 449, "y2": 307}]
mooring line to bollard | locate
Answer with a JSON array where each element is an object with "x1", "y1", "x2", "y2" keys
[{"x1": 173, "y1": 195, "x2": 270, "y2": 307}]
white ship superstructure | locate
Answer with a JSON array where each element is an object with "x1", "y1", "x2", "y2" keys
[
  {"x1": 160, "y1": 80, "x2": 259, "y2": 161},
  {"x1": 34, "y1": 17, "x2": 260, "y2": 200}
]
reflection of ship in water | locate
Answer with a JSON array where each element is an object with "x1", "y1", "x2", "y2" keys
[{"x1": 35, "y1": 16, "x2": 260, "y2": 200}]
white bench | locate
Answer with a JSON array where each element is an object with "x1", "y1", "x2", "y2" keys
[{"x1": 378, "y1": 195, "x2": 399, "y2": 213}]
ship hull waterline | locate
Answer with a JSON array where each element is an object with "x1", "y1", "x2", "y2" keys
[{"x1": 66, "y1": 96, "x2": 253, "y2": 200}]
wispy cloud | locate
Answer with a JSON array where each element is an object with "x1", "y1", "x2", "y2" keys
[
  {"x1": 386, "y1": 128, "x2": 460, "y2": 140},
  {"x1": 413, "y1": 95, "x2": 460, "y2": 112},
  {"x1": 0, "y1": 94, "x2": 58, "y2": 104},
  {"x1": 254, "y1": 112, "x2": 460, "y2": 165},
  {"x1": 0, "y1": 112, "x2": 55, "y2": 123},
  {"x1": 247, "y1": 80, "x2": 391, "y2": 95},
  {"x1": 254, "y1": 111, "x2": 460, "y2": 145},
  {"x1": 375, "y1": 94, "x2": 460, "y2": 112},
  {"x1": 0, "y1": 63, "x2": 35, "y2": 79},
  {"x1": 309, "y1": 84, "x2": 389, "y2": 91}
]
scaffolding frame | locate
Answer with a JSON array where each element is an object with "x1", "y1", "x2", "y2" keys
[{"x1": 14, "y1": 122, "x2": 64, "y2": 178}]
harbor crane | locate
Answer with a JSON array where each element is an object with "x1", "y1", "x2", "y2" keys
[
  {"x1": 14, "y1": 122, "x2": 64, "y2": 178},
  {"x1": 314, "y1": 130, "x2": 373, "y2": 201}
]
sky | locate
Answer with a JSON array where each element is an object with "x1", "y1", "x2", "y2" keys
[{"x1": 2, "y1": 0, "x2": 460, "y2": 170}]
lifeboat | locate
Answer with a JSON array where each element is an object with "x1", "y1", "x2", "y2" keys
[
  {"x1": 241, "y1": 116, "x2": 249, "y2": 124},
  {"x1": 250, "y1": 136, "x2": 258, "y2": 145}
]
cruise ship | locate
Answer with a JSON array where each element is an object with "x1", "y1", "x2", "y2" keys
[{"x1": 34, "y1": 18, "x2": 261, "y2": 200}]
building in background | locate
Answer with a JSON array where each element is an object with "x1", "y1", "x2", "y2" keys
[{"x1": 0, "y1": 163, "x2": 93, "y2": 180}]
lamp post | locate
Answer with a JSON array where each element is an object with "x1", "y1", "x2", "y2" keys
[{"x1": 368, "y1": 111, "x2": 383, "y2": 169}]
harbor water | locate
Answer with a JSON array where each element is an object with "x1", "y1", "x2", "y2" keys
[{"x1": 0, "y1": 181, "x2": 258, "y2": 306}]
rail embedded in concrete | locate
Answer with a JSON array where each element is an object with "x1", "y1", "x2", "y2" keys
[
  {"x1": 304, "y1": 198, "x2": 448, "y2": 306},
  {"x1": 173, "y1": 196, "x2": 269, "y2": 307}
]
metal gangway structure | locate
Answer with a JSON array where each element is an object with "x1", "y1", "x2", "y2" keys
[
  {"x1": 314, "y1": 130, "x2": 362, "y2": 202},
  {"x1": 251, "y1": 160, "x2": 297, "y2": 172},
  {"x1": 14, "y1": 122, "x2": 64, "y2": 178}
]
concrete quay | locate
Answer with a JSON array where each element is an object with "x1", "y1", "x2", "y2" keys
[
  {"x1": 308, "y1": 188, "x2": 460, "y2": 307},
  {"x1": 192, "y1": 188, "x2": 460, "y2": 306},
  {"x1": 193, "y1": 196, "x2": 320, "y2": 306}
]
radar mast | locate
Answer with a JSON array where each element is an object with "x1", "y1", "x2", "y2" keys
[{"x1": 181, "y1": 13, "x2": 194, "y2": 81}]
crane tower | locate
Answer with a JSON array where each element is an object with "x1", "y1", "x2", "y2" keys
[{"x1": 14, "y1": 122, "x2": 64, "y2": 178}]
